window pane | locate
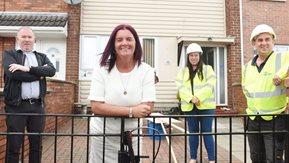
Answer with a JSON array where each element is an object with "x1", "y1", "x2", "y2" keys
[
  {"x1": 143, "y1": 38, "x2": 155, "y2": 67},
  {"x1": 202, "y1": 48, "x2": 214, "y2": 67},
  {"x1": 274, "y1": 45, "x2": 289, "y2": 53},
  {"x1": 80, "y1": 36, "x2": 108, "y2": 79},
  {"x1": 218, "y1": 47, "x2": 225, "y2": 104}
]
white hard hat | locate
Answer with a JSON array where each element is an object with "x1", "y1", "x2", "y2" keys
[
  {"x1": 186, "y1": 43, "x2": 203, "y2": 55},
  {"x1": 250, "y1": 24, "x2": 276, "y2": 41}
]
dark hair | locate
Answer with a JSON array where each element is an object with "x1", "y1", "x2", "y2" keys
[
  {"x1": 100, "y1": 24, "x2": 142, "y2": 72},
  {"x1": 186, "y1": 53, "x2": 204, "y2": 81}
]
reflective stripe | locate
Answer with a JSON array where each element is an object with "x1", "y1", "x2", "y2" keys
[
  {"x1": 206, "y1": 75, "x2": 214, "y2": 81},
  {"x1": 194, "y1": 85, "x2": 203, "y2": 89},
  {"x1": 178, "y1": 66, "x2": 215, "y2": 110},
  {"x1": 194, "y1": 84, "x2": 214, "y2": 90},
  {"x1": 207, "y1": 83, "x2": 214, "y2": 89},
  {"x1": 177, "y1": 85, "x2": 185, "y2": 91},
  {"x1": 250, "y1": 107, "x2": 285, "y2": 114},
  {"x1": 247, "y1": 86, "x2": 285, "y2": 98},
  {"x1": 180, "y1": 101, "x2": 189, "y2": 105},
  {"x1": 203, "y1": 97, "x2": 215, "y2": 103},
  {"x1": 275, "y1": 52, "x2": 281, "y2": 71},
  {"x1": 181, "y1": 87, "x2": 191, "y2": 91},
  {"x1": 244, "y1": 52, "x2": 284, "y2": 98},
  {"x1": 176, "y1": 79, "x2": 182, "y2": 83},
  {"x1": 244, "y1": 63, "x2": 248, "y2": 80}
]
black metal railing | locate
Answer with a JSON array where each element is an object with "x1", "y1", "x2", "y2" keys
[{"x1": 0, "y1": 113, "x2": 288, "y2": 163}]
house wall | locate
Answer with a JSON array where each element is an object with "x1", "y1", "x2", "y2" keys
[
  {"x1": 81, "y1": 0, "x2": 226, "y2": 37},
  {"x1": 157, "y1": 37, "x2": 178, "y2": 81},
  {"x1": 80, "y1": 0, "x2": 234, "y2": 110},
  {"x1": 225, "y1": 0, "x2": 245, "y2": 112},
  {"x1": 155, "y1": 37, "x2": 179, "y2": 109}
]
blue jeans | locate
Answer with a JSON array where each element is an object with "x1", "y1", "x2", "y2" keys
[{"x1": 184, "y1": 107, "x2": 215, "y2": 161}]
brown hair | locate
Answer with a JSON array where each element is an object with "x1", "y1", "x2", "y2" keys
[{"x1": 100, "y1": 24, "x2": 142, "y2": 72}]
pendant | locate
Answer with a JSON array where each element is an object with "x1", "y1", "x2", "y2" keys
[{"x1": 124, "y1": 91, "x2": 127, "y2": 95}]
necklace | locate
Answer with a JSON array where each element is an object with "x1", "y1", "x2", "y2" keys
[{"x1": 119, "y1": 72, "x2": 132, "y2": 95}]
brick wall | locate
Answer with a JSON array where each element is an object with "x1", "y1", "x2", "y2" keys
[
  {"x1": 242, "y1": 0, "x2": 289, "y2": 63},
  {"x1": 0, "y1": 0, "x2": 69, "y2": 12},
  {"x1": 66, "y1": 5, "x2": 81, "y2": 100},
  {"x1": 224, "y1": 0, "x2": 246, "y2": 112},
  {"x1": 0, "y1": 38, "x2": 15, "y2": 88},
  {"x1": 45, "y1": 80, "x2": 76, "y2": 132}
]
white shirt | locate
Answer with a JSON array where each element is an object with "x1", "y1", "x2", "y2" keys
[
  {"x1": 88, "y1": 62, "x2": 156, "y2": 163},
  {"x1": 21, "y1": 51, "x2": 40, "y2": 99},
  {"x1": 88, "y1": 62, "x2": 156, "y2": 132}
]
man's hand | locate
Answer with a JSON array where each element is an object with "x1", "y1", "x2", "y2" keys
[
  {"x1": 273, "y1": 75, "x2": 282, "y2": 86},
  {"x1": 9, "y1": 64, "x2": 30, "y2": 73}
]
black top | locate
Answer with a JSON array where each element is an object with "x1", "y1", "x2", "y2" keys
[{"x1": 251, "y1": 51, "x2": 273, "y2": 73}]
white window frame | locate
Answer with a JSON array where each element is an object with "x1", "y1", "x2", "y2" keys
[
  {"x1": 214, "y1": 47, "x2": 228, "y2": 106},
  {"x1": 274, "y1": 44, "x2": 289, "y2": 52},
  {"x1": 140, "y1": 37, "x2": 158, "y2": 71},
  {"x1": 79, "y1": 35, "x2": 109, "y2": 80}
]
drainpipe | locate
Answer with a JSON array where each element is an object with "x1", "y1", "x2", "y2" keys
[{"x1": 239, "y1": 0, "x2": 244, "y2": 66}]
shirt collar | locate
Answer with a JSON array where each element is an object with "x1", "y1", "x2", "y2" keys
[
  {"x1": 251, "y1": 51, "x2": 274, "y2": 66},
  {"x1": 16, "y1": 48, "x2": 36, "y2": 55}
]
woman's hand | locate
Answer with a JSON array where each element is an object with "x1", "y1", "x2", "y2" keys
[
  {"x1": 131, "y1": 103, "x2": 152, "y2": 118},
  {"x1": 192, "y1": 96, "x2": 200, "y2": 106}
]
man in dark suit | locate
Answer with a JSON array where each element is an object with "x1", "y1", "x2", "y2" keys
[{"x1": 2, "y1": 27, "x2": 56, "y2": 163}]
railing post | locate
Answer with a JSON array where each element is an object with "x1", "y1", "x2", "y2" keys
[
  {"x1": 284, "y1": 68, "x2": 289, "y2": 162},
  {"x1": 285, "y1": 114, "x2": 289, "y2": 163}
]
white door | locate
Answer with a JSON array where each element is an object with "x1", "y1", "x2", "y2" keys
[{"x1": 35, "y1": 38, "x2": 67, "y2": 80}]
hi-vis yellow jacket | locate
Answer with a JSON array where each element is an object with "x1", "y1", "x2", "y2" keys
[
  {"x1": 176, "y1": 65, "x2": 216, "y2": 112},
  {"x1": 242, "y1": 51, "x2": 289, "y2": 121}
]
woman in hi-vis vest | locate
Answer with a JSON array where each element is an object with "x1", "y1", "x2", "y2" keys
[{"x1": 176, "y1": 43, "x2": 216, "y2": 163}]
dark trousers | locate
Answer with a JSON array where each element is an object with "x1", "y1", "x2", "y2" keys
[
  {"x1": 5, "y1": 100, "x2": 45, "y2": 163},
  {"x1": 247, "y1": 115, "x2": 286, "y2": 163}
]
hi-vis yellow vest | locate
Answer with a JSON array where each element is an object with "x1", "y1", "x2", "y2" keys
[
  {"x1": 242, "y1": 51, "x2": 289, "y2": 121},
  {"x1": 176, "y1": 65, "x2": 216, "y2": 112}
]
